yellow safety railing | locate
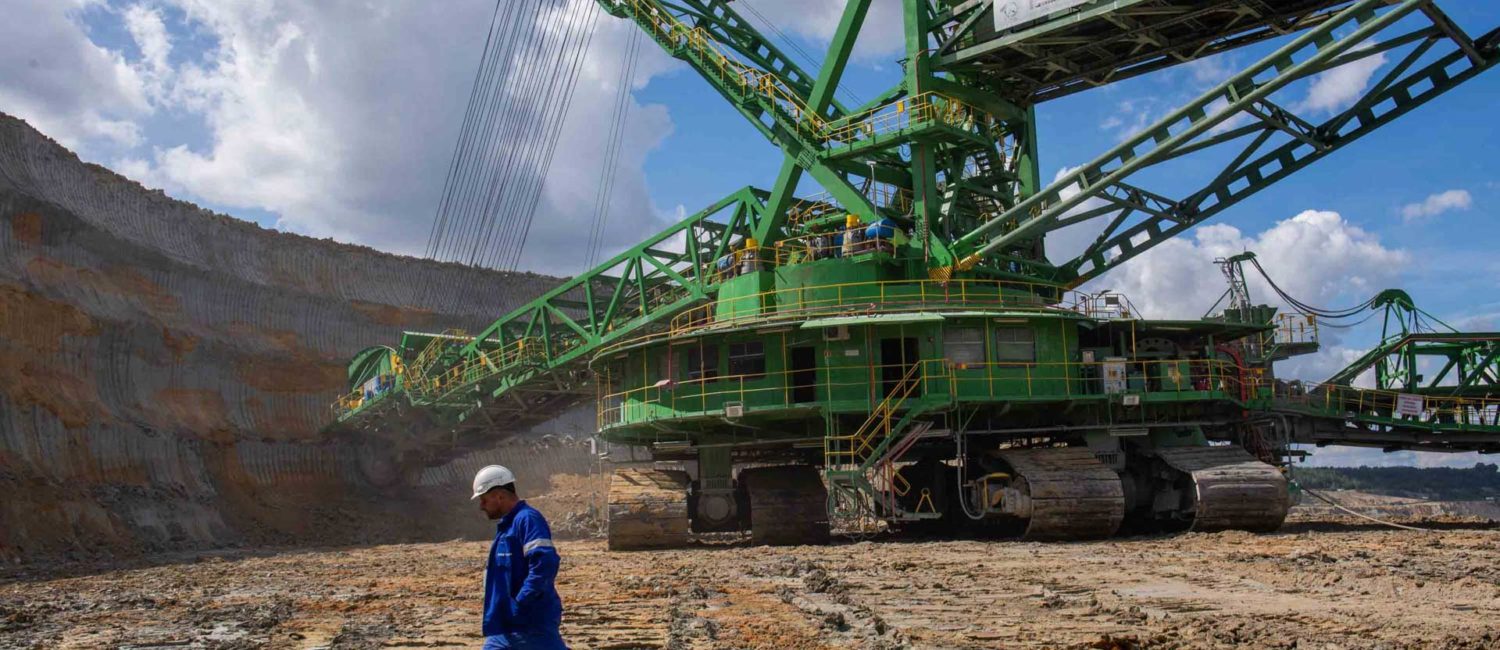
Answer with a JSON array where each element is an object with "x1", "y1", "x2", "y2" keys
[
  {"x1": 787, "y1": 184, "x2": 913, "y2": 227},
  {"x1": 1277, "y1": 382, "x2": 1500, "y2": 429},
  {"x1": 669, "y1": 278, "x2": 1087, "y2": 336},
  {"x1": 408, "y1": 328, "x2": 470, "y2": 381},
  {"x1": 947, "y1": 359, "x2": 1249, "y2": 401},
  {"x1": 822, "y1": 92, "x2": 994, "y2": 146},
  {"x1": 786, "y1": 199, "x2": 843, "y2": 227},
  {"x1": 597, "y1": 357, "x2": 1257, "y2": 430},
  {"x1": 700, "y1": 230, "x2": 910, "y2": 285},
  {"x1": 616, "y1": 0, "x2": 824, "y2": 135},
  {"x1": 597, "y1": 359, "x2": 950, "y2": 431},
  {"x1": 825, "y1": 360, "x2": 929, "y2": 468},
  {"x1": 1265, "y1": 312, "x2": 1318, "y2": 346},
  {"x1": 616, "y1": 1, "x2": 997, "y2": 148},
  {"x1": 1076, "y1": 291, "x2": 1138, "y2": 319},
  {"x1": 409, "y1": 337, "x2": 544, "y2": 402}
]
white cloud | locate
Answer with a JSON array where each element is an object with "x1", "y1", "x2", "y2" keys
[
  {"x1": 1087, "y1": 209, "x2": 1406, "y2": 320},
  {"x1": 1297, "y1": 45, "x2": 1386, "y2": 115},
  {"x1": 2, "y1": 0, "x2": 682, "y2": 275},
  {"x1": 1184, "y1": 54, "x2": 1235, "y2": 87},
  {"x1": 1043, "y1": 165, "x2": 1111, "y2": 264},
  {"x1": 123, "y1": 4, "x2": 171, "y2": 80},
  {"x1": 0, "y1": 0, "x2": 151, "y2": 150},
  {"x1": 1099, "y1": 98, "x2": 1158, "y2": 138},
  {"x1": 738, "y1": 0, "x2": 905, "y2": 63},
  {"x1": 1082, "y1": 210, "x2": 1408, "y2": 383},
  {"x1": 1400, "y1": 189, "x2": 1472, "y2": 222}
]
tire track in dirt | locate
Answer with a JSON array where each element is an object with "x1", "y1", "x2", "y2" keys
[{"x1": 3, "y1": 525, "x2": 1498, "y2": 649}]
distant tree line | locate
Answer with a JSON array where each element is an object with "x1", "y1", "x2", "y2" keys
[{"x1": 1293, "y1": 463, "x2": 1500, "y2": 501}]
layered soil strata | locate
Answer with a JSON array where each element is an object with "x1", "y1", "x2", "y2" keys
[{"x1": 0, "y1": 113, "x2": 594, "y2": 560}]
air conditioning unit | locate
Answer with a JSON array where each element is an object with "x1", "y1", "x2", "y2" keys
[{"x1": 822, "y1": 325, "x2": 850, "y2": 342}]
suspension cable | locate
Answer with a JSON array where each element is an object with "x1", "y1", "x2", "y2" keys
[
  {"x1": 495, "y1": 1, "x2": 603, "y2": 271},
  {"x1": 425, "y1": 0, "x2": 604, "y2": 273},
  {"x1": 1248, "y1": 258, "x2": 1377, "y2": 319},
  {"x1": 472, "y1": 0, "x2": 589, "y2": 268},
  {"x1": 585, "y1": 30, "x2": 641, "y2": 269}
]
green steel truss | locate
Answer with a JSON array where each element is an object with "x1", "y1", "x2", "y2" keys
[
  {"x1": 950, "y1": 0, "x2": 1499, "y2": 286},
  {"x1": 599, "y1": 0, "x2": 890, "y2": 242},
  {"x1": 332, "y1": 187, "x2": 768, "y2": 439},
  {"x1": 934, "y1": 1, "x2": 1360, "y2": 102},
  {"x1": 330, "y1": 0, "x2": 1499, "y2": 463},
  {"x1": 1322, "y1": 291, "x2": 1500, "y2": 397}
]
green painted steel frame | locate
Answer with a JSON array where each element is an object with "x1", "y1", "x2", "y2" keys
[
  {"x1": 597, "y1": 0, "x2": 891, "y2": 238},
  {"x1": 952, "y1": 0, "x2": 1499, "y2": 286},
  {"x1": 459, "y1": 186, "x2": 763, "y2": 367}
]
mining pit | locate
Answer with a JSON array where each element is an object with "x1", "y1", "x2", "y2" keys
[{"x1": 3, "y1": 113, "x2": 1499, "y2": 649}]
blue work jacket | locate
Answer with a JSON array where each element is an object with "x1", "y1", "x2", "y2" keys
[{"x1": 483, "y1": 501, "x2": 564, "y2": 639}]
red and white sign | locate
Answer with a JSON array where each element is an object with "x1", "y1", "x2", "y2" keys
[{"x1": 1395, "y1": 393, "x2": 1424, "y2": 418}]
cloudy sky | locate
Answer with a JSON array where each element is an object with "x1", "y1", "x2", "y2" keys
[{"x1": 5, "y1": 1, "x2": 1498, "y2": 466}]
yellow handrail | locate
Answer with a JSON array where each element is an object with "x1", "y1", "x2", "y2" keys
[
  {"x1": 598, "y1": 358, "x2": 1249, "y2": 429},
  {"x1": 411, "y1": 337, "x2": 544, "y2": 402},
  {"x1": 667, "y1": 278, "x2": 1083, "y2": 337},
  {"x1": 826, "y1": 360, "x2": 927, "y2": 467},
  {"x1": 1280, "y1": 381, "x2": 1500, "y2": 428},
  {"x1": 617, "y1": 1, "x2": 997, "y2": 148}
]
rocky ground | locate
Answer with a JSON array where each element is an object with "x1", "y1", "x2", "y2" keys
[{"x1": 2, "y1": 513, "x2": 1498, "y2": 650}]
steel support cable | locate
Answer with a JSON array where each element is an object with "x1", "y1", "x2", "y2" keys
[
  {"x1": 472, "y1": 0, "x2": 595, "y2": 269},
  {"x1": 425, "y1": 0, "x2": 505, "y2": 260},
  {"x1": 592, "y1": 31, "x2": 640, "y2": 264},
  {"x1": 1414, "y1": 307, "x2": 1458, "y2": 334},
  {"x1": 445, "y1": 0, "x2": 546, "y2": 262},
  {"x1": 1299, "y1": 487, "x2": 1437, "y2": 532},
  {"x1": 1312, "y1": 311, "x2": 1379, "y2": 330},
  {"x1": 1248, "y1": 258, "x2": 1377, "y2": 319},
  {"x1": 435, "y1": 0, "x2": 546, "y2": 264},
  {"x1": 486, "y1": 0, "x2": 597, "y2": 269},
  {"x1": 430, "y1": 0, "x2": 534, "y2": 263},
  {"x1": 585, "y1": 31, "x2": 641, "y2": 269},
  {"x1": 462, "y1": 0, "x2": 579, "y2": 265},
  {"x1": 459, "y1": 0, "x2": 571, "y2": 266},
  {"x1": 494, "y1": 2, "x2": 603, "y2": 272}
]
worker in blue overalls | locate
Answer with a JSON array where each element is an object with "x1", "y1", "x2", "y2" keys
[{"x1": 473, "y1": 465, "x2": 567, "y2": 650}]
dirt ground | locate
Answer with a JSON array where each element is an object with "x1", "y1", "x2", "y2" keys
[{"x1": 3, "y1": 515, "x2": 1498, "y2": 650}]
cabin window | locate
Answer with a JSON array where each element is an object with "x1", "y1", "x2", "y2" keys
[
  {"x1": 994, "y1": 327, "x2": 1036, "y2": 362},
  {"x1": 727, "y1": 341, "x2": 766, "y2": 378},
  {"x1": 944, "y1": 328, "x2": 985, "y2": 366},
  {"x1": 684, "y1": 344, "x2": 719, "y2": 381}
]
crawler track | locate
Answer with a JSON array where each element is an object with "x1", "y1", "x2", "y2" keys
[
  {"x1": 607, "y1": 467, "x2": 690, "y2": 550},
  {"x1": 999, "y1": 447, "x2": 1125, "y2": 540},
  {"x1": 1156, "y1": 446, "x2": 1290, "y2": 532},
  {"x1": 742, "y1": 465, "x2": 830, "y2": 546}
]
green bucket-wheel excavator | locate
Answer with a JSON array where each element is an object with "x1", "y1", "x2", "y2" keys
[{"x1": 328, "y1": 0, "x2": 1500, "y2": 549}]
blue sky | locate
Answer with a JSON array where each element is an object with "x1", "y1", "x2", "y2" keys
[{"x1": 4, "y1": 0, "x2": 1498, "y2": 466}]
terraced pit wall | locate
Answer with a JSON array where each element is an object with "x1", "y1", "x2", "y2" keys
[{"x1": 0, "y1": 114, "x2": 599, "y2": 560}]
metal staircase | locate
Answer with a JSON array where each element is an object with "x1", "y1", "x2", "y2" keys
[{"x1": 824, "y1": 361, "x2": 948, "y2": 532}]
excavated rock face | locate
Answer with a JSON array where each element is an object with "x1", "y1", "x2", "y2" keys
[{"x1": 0, "y1": 114, "x2": 596, "y2": 560}]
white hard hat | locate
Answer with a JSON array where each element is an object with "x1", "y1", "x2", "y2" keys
[{"x1": 471, "y1": 464, "x2": 516, "y2": 500}]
